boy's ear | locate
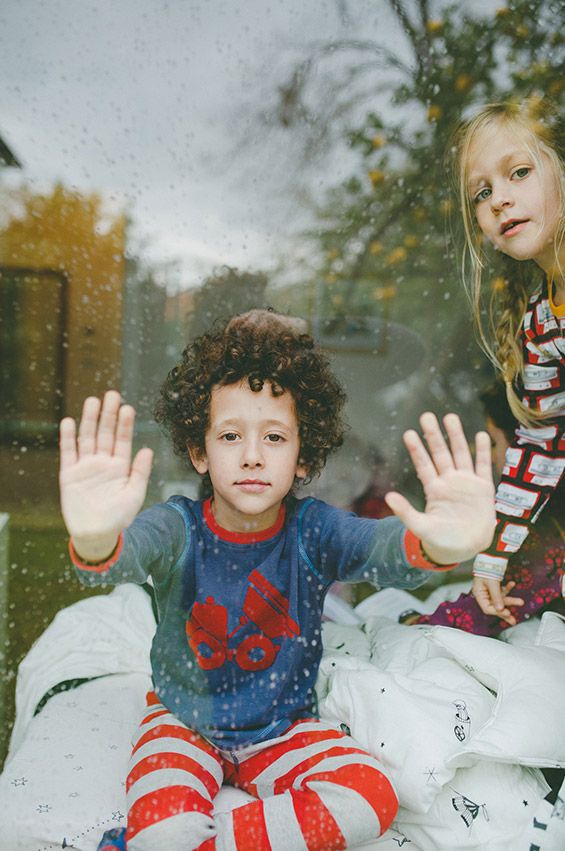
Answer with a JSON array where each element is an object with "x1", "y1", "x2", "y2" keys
[
  {"x1": 188, "y1": 444, "x2": 208, "y2": 475},
  {"x1": 295, "y1": 461, "x2": 308, "y2": 480}
]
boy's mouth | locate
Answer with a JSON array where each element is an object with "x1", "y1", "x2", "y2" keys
[
  {"x1": 236, "y1": 479, "x2": 270, "y2": 492},
  {"x1": 500, "y1": 218, "x2": 528, "y2": 236}
]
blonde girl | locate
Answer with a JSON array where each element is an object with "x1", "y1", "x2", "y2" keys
[{"x1": 453, "y1": 97, "x2": 565, "y2": 624}]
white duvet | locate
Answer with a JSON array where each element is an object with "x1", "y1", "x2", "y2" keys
[{"x1": 1, "y1": 584, "x2": 564, "y2": 851}]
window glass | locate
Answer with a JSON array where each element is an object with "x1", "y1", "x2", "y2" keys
[{"x1": 1, "y1": 0, "x2": 563, "y2": 768}]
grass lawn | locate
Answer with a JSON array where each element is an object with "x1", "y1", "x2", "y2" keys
[{"x1": 1, "y1": 522, "x2": 107, "y2": 768}]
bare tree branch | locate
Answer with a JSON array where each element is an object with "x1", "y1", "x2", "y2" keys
[
  {"x1": 388, "y1": 0, "x2": 418, "y2": 51},
  {"x1": 312, "y1": 38, "x2": 413, "y2": 76}
]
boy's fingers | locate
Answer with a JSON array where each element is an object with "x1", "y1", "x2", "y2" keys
[
  {"x1": 442, "y1": 413, "x2": 473, "y2": 470},
  {"x1": 130, "y1": 447, "x2": 154, "y2": 488},
  {"x1": 114, "y1": 403, "x2": 136, "y2": 464},
  {"x1": 59, "y1": 417, "x2": 77, "y2": 470},
  {"x1": 474, "y1": 431, "x2": 494, "y2": 483},
  {"x1": 402, "y1": 429, "x2": 437, "y2": 488},
  {"x1": 96, "y1": 391, "x2": 122, "y2": 455},
  {"x1": 419, "y1": 412, "x2": 454, "y2": 475},
  {"x1": 384, "y1": 491, "x2": 423, "y2": 534},
  {"x1": 77, "y1": 396, "x2": 101, "y2": 457}
]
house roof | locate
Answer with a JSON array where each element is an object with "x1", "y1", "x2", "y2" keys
[{"x1": 0, "y1": 134, "x2": 22, "y2": 167}]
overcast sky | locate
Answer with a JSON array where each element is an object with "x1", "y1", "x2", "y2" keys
[
  {"x1": 0, "y1": 1, "x2": 408, "y2": 285},
  {"x1": 0, "y1": 0, "x2": 495, "y2": 288}
]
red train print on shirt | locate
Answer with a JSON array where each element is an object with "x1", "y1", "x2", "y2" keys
[{"x1": 186, "y1": 569, "x2": 300, "y2": 672}]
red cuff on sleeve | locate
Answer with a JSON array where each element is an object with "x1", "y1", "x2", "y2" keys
[
  {"x1": 68, "y1": 534, "x2": 124, "y2": 573},
  {"x1": 403, "y1": 529, "x2": 458, "y2": 571}
]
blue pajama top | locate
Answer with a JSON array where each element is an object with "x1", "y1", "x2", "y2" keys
[{"x1": 74, "y1": 495, "x2": 431, "y2": 750}]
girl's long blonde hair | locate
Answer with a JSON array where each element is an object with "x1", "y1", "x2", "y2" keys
[{"x1": 451, "y1": 97, "x2": 565, "y2": 427}]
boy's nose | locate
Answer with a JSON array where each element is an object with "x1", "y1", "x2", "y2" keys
[
  {"x1": 241, "y1": 440, "x2": 264, "y2": 468},
  {"x1": 242, "y1": 457, "x2": 264, "y2": 468}
]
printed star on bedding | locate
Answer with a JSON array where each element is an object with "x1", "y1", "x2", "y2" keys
[
  {"x1": 423, "y1": 767, "x2": 439, "y2": 783},
  {"x1": 37, "y1": 804, "x2": 52, "y2": 813},
  {"x1": 112, "y1": 810, "x2": 125, "y2": 821},
  {"x1": 11, "y1": 776, "x2": 28, "y2": 786}
]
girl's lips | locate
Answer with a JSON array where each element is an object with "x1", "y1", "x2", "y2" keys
[{"x1": 500, "y1": 219, "x2": 528, "y2": 237}]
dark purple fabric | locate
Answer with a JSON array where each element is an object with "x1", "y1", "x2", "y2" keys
[{"x1": 415, "y1": 498, "x2": 563, "y2": 637}]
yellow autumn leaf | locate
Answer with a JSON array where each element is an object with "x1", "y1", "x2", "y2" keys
[
  {"x1": 455, "y1": 74, "x2": 473, "y2": 93},
  {"x1": 368, "y1": 170, "x2": 385, "y2": 187},
  {"x1": 385, "y1": 246, "x2": 407, "y2": 266}
]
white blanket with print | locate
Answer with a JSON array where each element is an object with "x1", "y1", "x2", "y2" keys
[{"x1": 1, "y1": 584, "x2": 564, "y2": 851}]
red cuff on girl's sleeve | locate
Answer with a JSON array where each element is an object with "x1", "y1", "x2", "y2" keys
[
  {"x1": 68, "y1": 534, "x2": 124, "y2": 573},
  {"x1": 403, "y1": 529, "x2": 457, "y2": 571}
]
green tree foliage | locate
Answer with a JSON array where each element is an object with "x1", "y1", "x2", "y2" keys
[{"x1": 274, "y1": 0, "x2": 565, "y2": 389}]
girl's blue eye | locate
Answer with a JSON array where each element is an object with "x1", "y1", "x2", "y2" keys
[
  {"x1": 512, "y1": 166, "x2": 530, "y2": 180},
  {"x1": 474, "y1": 187, "x2": 491, "y2": 204}
]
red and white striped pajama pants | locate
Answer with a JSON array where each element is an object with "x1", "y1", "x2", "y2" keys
[{"x1": 125, "y1": 693, "x2": 397, "y2": 851}]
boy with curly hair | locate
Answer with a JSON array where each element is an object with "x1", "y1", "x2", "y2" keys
[{"x1": 59, "y1": 310, "x2": 495, "y2": 851}]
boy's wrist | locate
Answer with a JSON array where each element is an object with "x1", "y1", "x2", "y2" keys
[
  {"x1": 69, "y1": 534, "x2": 122, "y2": 569},
  {"x1": 403, "y1": 529, "x2": 458, "y2": 571}
]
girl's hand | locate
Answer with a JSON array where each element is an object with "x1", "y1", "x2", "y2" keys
[
  {"x1": 472, "y1": 577, "x2": 524, "y2": 626},
  {"x1": 59, "y1": 390, "x2": 153, "y2": 561},
  {"x1": 385, "y1": 412, "x2": 496, "y2": 565}
]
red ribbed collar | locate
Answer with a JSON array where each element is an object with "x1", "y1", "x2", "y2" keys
[{"x1": 203, "y1": 497, "x2": 286, "y2": 543}]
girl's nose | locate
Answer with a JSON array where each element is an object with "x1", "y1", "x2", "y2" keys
[{"x1": 490, "y1": 184, "x2": 514, "y2": 213}]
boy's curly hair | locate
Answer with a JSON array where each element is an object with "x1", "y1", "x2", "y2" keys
[{"x1": 155, "y1": 310, "x2": 347, "y2": 482}]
